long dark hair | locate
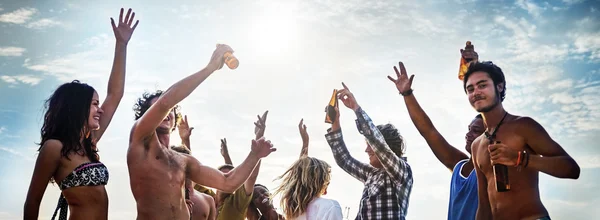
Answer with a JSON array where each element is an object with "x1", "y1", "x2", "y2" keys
[{"x1": 39, "y1": 80, "x2": 99, "y2": 162}]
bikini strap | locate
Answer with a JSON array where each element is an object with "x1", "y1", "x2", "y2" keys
[{"x1": 51, "y1": 194, "x2": 68, "y2": 220}]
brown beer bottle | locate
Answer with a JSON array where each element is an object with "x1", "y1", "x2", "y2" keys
[
  {"x1": 458, "y1": 41, "x2": 475, "y2": 80},
  {"x1": 493, "y1": 141, "x2": 510, "y2": 192},
  {"x1": 216, "y1": 44, "x2": 239, "y2": 69},
  {"x1": 324, "y1": 89, "x2": 338, "y2": 124}
]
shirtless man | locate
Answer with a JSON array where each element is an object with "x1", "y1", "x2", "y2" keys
[
  {"x1": 463, "y1": 61, "x2": 580, "y2": 220},
  {"x1": 174, "y1": 115, "x2": 216, "y2": 220},
  {"x1": 389, "y1": 60, "x2": 484, "y2": 220},
  {"x1": 127, "y1": 44, "x2": 276, "y2": 219}
]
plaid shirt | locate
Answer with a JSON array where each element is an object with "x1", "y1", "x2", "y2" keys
[{"x1": 325, "y1": 108, "x2": 413, "y2": 220}]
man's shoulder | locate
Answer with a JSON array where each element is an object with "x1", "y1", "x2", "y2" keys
[{"x1": 193, "y1": 191, "x2": 214, "y2": 203}]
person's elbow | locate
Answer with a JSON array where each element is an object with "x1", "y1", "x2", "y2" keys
[
  {"x1": 23, "y1": 199, "x2": 40, "y2": 220},
  {"x1": 221, "y1": 183, "x2": 239, "y2": 193},
  {"x1": 221, "y1": 173, "x2": 241, "y2": 193},
  {"x1": 566, "y1": 158, "x2": 581, "y2": 179}
]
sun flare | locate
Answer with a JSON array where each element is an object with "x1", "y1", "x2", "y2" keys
[{"x1": 248, "y1": 2, "x2": 301, "y2": 59}]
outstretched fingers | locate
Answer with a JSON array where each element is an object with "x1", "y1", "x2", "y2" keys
[
  {"x1": 123, "y1": 8, "x2": 132, "y2": 24},
  {"x1": 119, "y1": 8, "x2": 124, "y2": 24},
  {"x1": 128, "y1": 12, "x2": 136, "y2": 26},
  {"x1": 399, "y1": 61, "x2": 407, "y2": 76}
]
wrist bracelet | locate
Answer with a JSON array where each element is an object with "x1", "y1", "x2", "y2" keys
[{"x1": 400, "y1": 89, "x2": 413, "y2": 96}]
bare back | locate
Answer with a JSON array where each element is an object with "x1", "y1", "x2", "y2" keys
[
  {"x1": 191, "y1": 191, "x2": 216, "y2": 220},
  {"x1": 473, "y1": 116, "x2": 549, "y2": 219},
  {"x1": 127, "y1": 132, "x2": 190, "y2": 220}
]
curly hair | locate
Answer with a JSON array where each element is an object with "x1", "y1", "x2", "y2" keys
[
  {"x1": 132, "y1": 90, "x2": 182, "y2": 131},
  {"x1": 376, "y1": 123, "x2": 406, "y2": 157},
  {"x1": 273, "y1": 157, "x2": 331, "y2": 219},
  {"x1": 39, "y1": 80, "x2": 99, "y2": 164}
]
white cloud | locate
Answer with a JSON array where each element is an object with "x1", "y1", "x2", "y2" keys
[
  {"x1": 23, "y1": 34, "x2": 113, "y2": 82},
  {"x1": 577, "y1": 155, "x2": 600, "y2": 169},
  {"x1": 572, "y1": 32, "x2": 600, "y2": 61},
  {"x1": 0, "y1": 7, "x2": 37, "y2": 24},
  {"x1": 553, "y1": 6, "x2": 567, "y2": 11},
  {"x1": 0, "y1": 76, "x2": 16, "y2": 84},
  {"x1": 25, "y1": 18, "x2": 61, "y2": 29},
  {"x1": 562, "y1": 0, "x2": 585, "y2": 5},
  {"x1": 1, "y1": 75, "x2": 43, "y2": 86},
  {"x1": 0, "y1": 146, "x2": 34, "y2": 161},
  {"x1": 549, "y1": 79, "x2": 573, "y2": 90},
  {"x1": 0, "y1": 47, "x2": 26, "y2": 56},
  {"x1": 568, "y1": 17, "x2": 600, "y2": 62},
  {"x1": 454, "y1": 0, "x2": 477, "y2": 3},
  {"x1": 516, "y1": 0, "x2": 545, "y2": 18},
  {"x1": 0, "y1": 126, "x2": 6, "y2": 134}
]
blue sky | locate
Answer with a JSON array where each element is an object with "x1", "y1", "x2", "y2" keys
[{"x1": 1, "y1": 0, "x2": 599, "y2": 219}]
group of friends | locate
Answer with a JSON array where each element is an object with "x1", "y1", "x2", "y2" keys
[{"x1": 22, "y1": 8, "x2": 581, "y2": 220}]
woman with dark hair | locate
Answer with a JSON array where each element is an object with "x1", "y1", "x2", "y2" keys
[{"x1": 23, "y1": 8, "x2": 139, "y2": 220}]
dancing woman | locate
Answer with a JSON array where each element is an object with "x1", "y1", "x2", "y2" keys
[{"x1": 23, "y1": 8, "x2": 139, "y2": 220}]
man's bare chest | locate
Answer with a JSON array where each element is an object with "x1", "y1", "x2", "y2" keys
[
  {"x1": 475, "y1": 130, "x2": 527, "y2": 172},
  {"x1": 129, "y1": 144, "x2": 187, "y2": 181}
]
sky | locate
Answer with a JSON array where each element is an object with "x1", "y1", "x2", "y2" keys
[{"x1": 0, "y1": 0, "x2": 599, "y2": 219}]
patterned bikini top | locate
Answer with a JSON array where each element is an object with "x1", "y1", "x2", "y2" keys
[
  {"x1": 59, "y1": 162, "x2": 109, "y2": 190},
  {"x1": 52, "y1": 162, "x2": 109, "y2": 220}
]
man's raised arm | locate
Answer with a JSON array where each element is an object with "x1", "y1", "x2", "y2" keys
[
  {"x1": 131, "y1": 45, "x2": 232, "y2": 142},
  {"x1": 325, "y1": 103, "x2": 374, "y2": 183},
  {"x1": 388, "y1": 62, "x2": 468, "y2": 170},
  {"x1": 187, "y1": 137, "x2": 275, "y2": 193},
  {"x1": 298, "y1": 118, "x2": 309, "y2": 157},
  {"x1": 244, "y1": 110, "x2": 268, "y2": 196},
  {"x1": 220, "y1": 138, "x2": 233, "y2": 165},
  {"x1": 178, "y1": 115, "x2": 193, "y2": 149}
]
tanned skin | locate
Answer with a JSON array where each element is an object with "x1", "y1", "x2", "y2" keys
[
  {"x1": 127, "y1": 44, "x2": 276, "y2": 220},
  {"x1": 388, "y1": 61, "x2": 484, "y2": 177},
  {"x1": 466, "y1": 71, "x2": 580, "y2": 220}
]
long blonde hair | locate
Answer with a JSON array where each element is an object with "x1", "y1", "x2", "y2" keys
[{"x1": 273, "y1": 156, "x2": 331, "y2": 219}]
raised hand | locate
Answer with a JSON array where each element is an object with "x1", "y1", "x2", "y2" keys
[
  {"x1": 299, "y1": 119, "x2": 309, "y2": 157},
  {"x1": 388, "y1": 62, "x2": 414, "y2": 95},
  {"x1": 298, "y1": 118, "x2": 309, "y2": 144},
  {"x1": 460, "y1": 47, "x2": 479, "y2": 62},
  {"x1": 178, "y1": 115, "x2": 194, "y2": 140},
  {"x1": 220, "y1": 138, "x2": 229, "y2": 158},
  {"x1": 254, "y1": 110, "x2": 269, "y2": 139},
  {"x1": 110, "y1": 8, "x2": 139, "y2": 45},
  {"x1": 337, "y1": 82, "x2": 360, "y2": 111},
  {"x1": 251, "y1": 137, "x2": 276, "y2": 158},
  {"x1": 207, "y1": 44, "x2": 234, "y2": 72}
]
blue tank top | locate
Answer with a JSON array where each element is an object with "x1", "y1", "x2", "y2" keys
[{"x1": 448, "y1": 159, "x2": 478, "y2": 220}]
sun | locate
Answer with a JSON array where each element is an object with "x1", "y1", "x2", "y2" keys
[{"x1": 247, "y1": 2, "x2": 301, "y2": 60}]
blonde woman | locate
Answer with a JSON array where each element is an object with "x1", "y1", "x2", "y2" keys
[{"x1": 273, "y1": 119, "x2": 343, "y2": 220}]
